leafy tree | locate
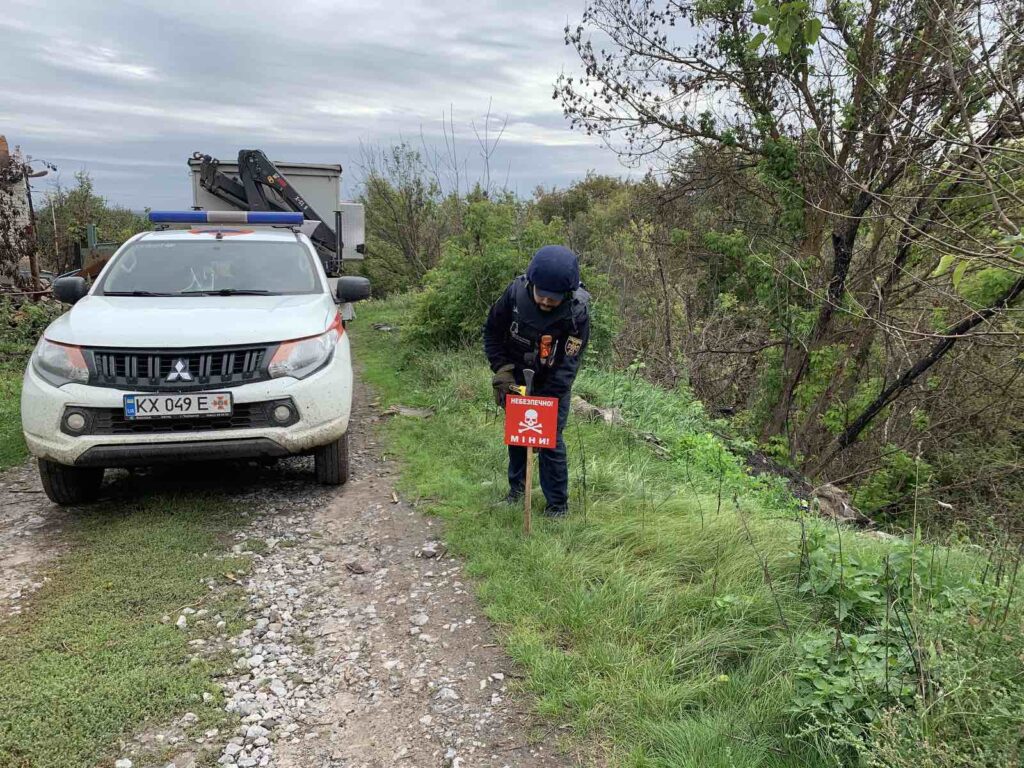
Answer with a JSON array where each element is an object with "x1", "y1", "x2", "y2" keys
[
  {"x1": 356, "y1": 144, "x2": 457, "y2": 296},
  {"x1": 408, "y1": 200, "x2": 563, "y2": 346},
  {"x1": 559, "y1": 0, "x2": 1024, "y2": 474},
  {"x1": 35, "y1": 172, "x2": 147, "y2": 273}
]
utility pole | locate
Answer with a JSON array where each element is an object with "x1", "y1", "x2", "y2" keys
[
  {"x1": 51, "y1": 195, "x2": 59, "y2": 265},
  {"x1": 24, "y1": 169, "x2": 40, "y2": 293},
  {"x1": 21, "y1": 158, "x2": 51, "y2": 294}
]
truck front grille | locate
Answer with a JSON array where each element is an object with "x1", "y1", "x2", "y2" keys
[{"x1": 87, "y1": 345, "x2": 272, "y2": 391}]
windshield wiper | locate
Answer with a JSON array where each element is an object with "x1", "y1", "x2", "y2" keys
[
  {"x1": 102, "y1": 290, "x2": 175, "y2": 297},
  {"x1": 180, "y1": 289, "x2": 276, "y2": 296}
]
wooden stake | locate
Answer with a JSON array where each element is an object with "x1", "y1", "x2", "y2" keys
[
  {"x1": 524, "y1": 447, "x2": 533, "y2": 535},
  {"x1": 522, "y1": 367, "x2": 536, "y2": 536}
]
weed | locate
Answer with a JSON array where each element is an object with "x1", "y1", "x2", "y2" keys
[
  {"x1": 0, "y1": 495, "x2": 250, "y2": 767},
  {"x1": 0, "y1": 299, "x2": 63, "y2": 469},
  {"x1": 352, "y1": 296, "x2": 1024, "y2": 767},
  {"x1": 242, "y1": 537, "x2": 269, "y2": 555}
]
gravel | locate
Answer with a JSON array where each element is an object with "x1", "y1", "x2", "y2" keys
[{"x1": 0, "y1": 382, "x2": 586, "y2": 768}]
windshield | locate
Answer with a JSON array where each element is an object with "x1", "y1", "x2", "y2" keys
[{"x1": 97, "y1": 237, "x2": 321, "y2": 296}]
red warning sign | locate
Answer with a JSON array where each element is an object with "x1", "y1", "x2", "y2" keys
[{"x1": 504, "y1": 395, "x2": 559, "y2": 449}]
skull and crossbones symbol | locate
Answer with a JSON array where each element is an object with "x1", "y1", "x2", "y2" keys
[{"x1": 518, "y1": 409, "x2": 543, "y2": 435}]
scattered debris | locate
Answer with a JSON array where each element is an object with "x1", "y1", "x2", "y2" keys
[
  {"x1": 812, "y1": 483, "x2": 871, "y2": 525},
  {"x1": 418, "y1": 540, "x2": 446, "y2": 559},
  {"x1": 635, "y1": 430, "x2": 671, "y2": 459},
  {"x1": 372, "y1": 322, "x2": 395, "y2": 332},
  {"x1": 571, "y1": 395, "x2": 624, "y2": 425},
  {"x1": 381, "y1": 404, "x2": 435, "y2": 419}
]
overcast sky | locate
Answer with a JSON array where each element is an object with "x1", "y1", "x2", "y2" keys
[{"x1": 1, "y1": 0, "x2": 631, "y2": 209}]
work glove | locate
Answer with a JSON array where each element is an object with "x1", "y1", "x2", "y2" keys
[{"x1": 491, "y1": 364, "x2": 516, "y2": 407}]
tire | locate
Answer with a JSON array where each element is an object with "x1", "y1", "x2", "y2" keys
[
  {"x1": 38, "y1": 459, "x2": 104, "y2": 505},
  {"x1": 314, "y1": 432, "x2": 350, "y2": 485}
]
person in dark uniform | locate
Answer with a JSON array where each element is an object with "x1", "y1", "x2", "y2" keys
[{"x1": 483, "y1": 245, "x2": 590, "y2": 517}]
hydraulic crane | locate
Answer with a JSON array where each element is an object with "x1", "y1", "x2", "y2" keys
[{"x1": 191, "y1": 150, "x2": 349, "y2": 273}]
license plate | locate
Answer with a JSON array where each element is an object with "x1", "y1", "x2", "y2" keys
[{"x1": 124, "y1": 392, "x2": 233, "y2": 420}]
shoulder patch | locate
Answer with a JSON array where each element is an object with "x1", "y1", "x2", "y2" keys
[{"x1": 565, "y1": 336, "x2": 583, "y2": 357}]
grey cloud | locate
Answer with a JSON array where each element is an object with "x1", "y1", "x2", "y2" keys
[{"x1": 2, "y1": 0, "x2": 627, "y2": 208}]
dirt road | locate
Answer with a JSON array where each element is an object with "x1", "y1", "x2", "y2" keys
[
  {"x1": 0, "y1": 382, "x2": 585, "y2": 768},
  {"x1": 0, "y1": 461, "x2": 73, "y2": 617}
]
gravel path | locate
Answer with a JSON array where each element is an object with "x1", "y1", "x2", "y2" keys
[
  {"x1": 0, "y1": 461, "x2": 72, "y2": 617},
  {"x1": 0, "y1": 380, "x2": 588, "y2": 768}
]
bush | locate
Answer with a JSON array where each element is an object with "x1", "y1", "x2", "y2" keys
[
  {"x1": 0, "y1": 298, "x2": 62, "y2": 370},
  {"x1": 853, "y1": 447, "x2": 932, "y2": 516},
  {"x1": 407, "y1": 200, "x2": 618, "y2": 360},
  {"x1": 409, "y1": 201, "x2": 622, "y2": 364},
  {"x1": 1, "y1": 298, "x2": 64, "y2": 468},
  {"x1": 407, "y1": 201, "x2": 536, "y2": 347}
]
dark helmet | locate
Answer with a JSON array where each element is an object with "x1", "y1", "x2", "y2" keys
[{"x1": 526, "y1": 245, "x2": 580, "y2": 299}]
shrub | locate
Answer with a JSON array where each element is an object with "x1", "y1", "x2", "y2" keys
[
  {"x1": 853, "y1": 447, "x2": 932, "y2": 516},
  {"x1": 407, "y1": 201, "x2": 535, "y2": 347},
  {"x1": 407, "y1": 200, "x2": 618, "y2": 360},
  {"x1": 0, "y1": 298, "x2": 62, "y2": 368}
]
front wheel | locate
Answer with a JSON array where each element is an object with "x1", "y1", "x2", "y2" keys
[
  {"x1": 314, "y1": 432, "x2": 349, "y2": 485},
  {"x1": 38, "y1": 459, "x2": 104, "y2": 505}
]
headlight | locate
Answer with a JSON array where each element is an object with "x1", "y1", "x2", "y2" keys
[
  {"x1": 32, "y1": 338, "x2": 90, "y2": 387},
  {"x1": 268, "y1": 314, "x2": 343, "y2": 380}
]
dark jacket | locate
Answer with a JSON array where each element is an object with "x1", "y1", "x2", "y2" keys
[{"x1": 483, "y1": 276, "x2": 590, "y2": 397}]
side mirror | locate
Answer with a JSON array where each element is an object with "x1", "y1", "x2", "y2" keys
[
  {"x1": 336, "y1": 276, "x2": 371, "y2": 303},
  {"x1": 52, "y1": 276, "x2": 89, "y2": 305}
]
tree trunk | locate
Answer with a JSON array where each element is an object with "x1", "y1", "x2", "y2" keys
[
  {"x1": 810, "y1": 273, "x2": 1024, "y2": 475},
  {"x1": 655, "y1": 248, "x2": 678, "y2": 384},
  {"x1": 762, "y1": 193, "x2": 872, "y2": 445}
]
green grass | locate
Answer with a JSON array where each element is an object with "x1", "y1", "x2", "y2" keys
[
  {"x1": 0, "y1": 495, "x2": 250, "y2": 768},
  {"x1": 1, "y1": 298, "x2": 63, "y2": 470},
  {"x1": 351, "y1": 296, "x2": 1024, "y2": 768},
  {"x1": 0, "y1": 365, "x2": 26, "y2": 469},
  {"x1": 353, "y1": 297, "x2": 820, "y2": 766}
]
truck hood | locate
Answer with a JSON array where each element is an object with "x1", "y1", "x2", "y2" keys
[{"x1": 45, "y1": 294, "x2": 336, "y2": 348}]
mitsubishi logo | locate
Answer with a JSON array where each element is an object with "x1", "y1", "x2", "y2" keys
[{"x1": 166, "y1": 359, "x2": 193, "y2": 382}]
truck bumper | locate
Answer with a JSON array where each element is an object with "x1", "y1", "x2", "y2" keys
[
  {"x1": 21, "y1": 337, "x2": 353, "y2": 467},
  {"x1": 73, "y1": 438, "x2": 292, "y2": 467}
]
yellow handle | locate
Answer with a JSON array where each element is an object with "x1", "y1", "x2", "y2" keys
[{"x1": 509, "y1": 385, "x2": 527, "y2": 396}]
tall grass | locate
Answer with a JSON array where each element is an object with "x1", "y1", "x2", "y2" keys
[
  {"x1": 0, "y1": 299, "x2": 63, "y2": 469},
  {"x1": 0, "y1": 496, "x2": 250, "y2": 767},
  {"x1": 352, "y1": 296, "x2": 1024, "y2": 767}
]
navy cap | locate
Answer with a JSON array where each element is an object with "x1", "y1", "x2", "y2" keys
[
  {"x1": 526, "y1": 245, "x2": 580, "y2": 297},
  {"x1": 533, "y1": 285, "x2": 568, "y2": 300}
]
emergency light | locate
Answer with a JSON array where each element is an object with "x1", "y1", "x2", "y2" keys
[{"x1": 148, "y1": 211, "x2": 305, "y2": 225}]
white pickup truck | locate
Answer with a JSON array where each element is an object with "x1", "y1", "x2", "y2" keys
[{"x1": 21, "y1": 209, "x2": 370, "y2": 505}]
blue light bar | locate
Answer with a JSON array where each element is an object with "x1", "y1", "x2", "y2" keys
[{"x1": 148, "y1": 210, "x2": 304, "y2": 225}]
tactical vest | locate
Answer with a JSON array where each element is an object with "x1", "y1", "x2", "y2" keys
[{"x1": 506, "y1": 276, "x2": 589, "y2": 369}]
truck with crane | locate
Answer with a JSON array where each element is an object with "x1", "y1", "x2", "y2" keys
[{"x1": 21, "y1": 150, "x2": 370, "y2": 504}]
